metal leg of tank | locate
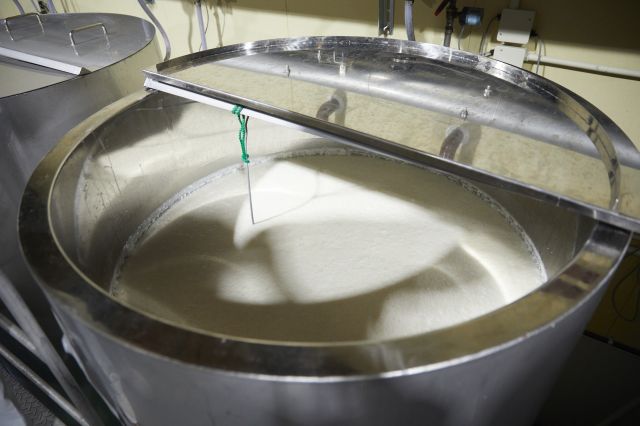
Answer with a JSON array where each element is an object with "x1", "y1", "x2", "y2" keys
[
  {"x1": 0, "y1": 342, "x2": 79, "y2": 426},
  {"x1": 0, "y1": 272, "x2": 109, "y2": 425}
]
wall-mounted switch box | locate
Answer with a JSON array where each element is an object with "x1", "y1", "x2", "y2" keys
[
  {"x1": 497, "y1": 9, "x2": 535, "y2": 45},
  {"x1": 493, "y1": 45, "x2": 527, "y2": 68}
]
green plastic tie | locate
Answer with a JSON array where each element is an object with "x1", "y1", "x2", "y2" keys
[{"x1": 231, "y1": 105, "x2": 250, "y2": 164}]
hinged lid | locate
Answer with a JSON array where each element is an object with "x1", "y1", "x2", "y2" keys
[
  {"x1": 143, "y1": 36, "x2": 640, "y2": 232},
  {"x1": 0, "y1": 12, "x2": 154, "y2": 96}
]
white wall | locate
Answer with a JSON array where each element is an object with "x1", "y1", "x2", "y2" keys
[{"x1": 3, "y1": 0, "x2": 640, "y2": 148}]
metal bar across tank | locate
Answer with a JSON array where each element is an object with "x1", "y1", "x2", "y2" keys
[{"x1": 0, "y1": 47, "x2": 89, "y2": 75}]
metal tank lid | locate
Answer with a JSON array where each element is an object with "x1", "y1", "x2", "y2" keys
[
  {"x1": 0, "y1": 12, "x2": 155, "y2": 97},
  {"x1": 143, "y1": 36, "x2": 640, "y2": 232}
]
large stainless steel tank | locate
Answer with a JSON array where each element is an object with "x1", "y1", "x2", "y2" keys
[
  {"x1": 0, "y1": 12, "x2": 159, "y2": 321},
  {"x1": 19, "y1": 37, "x2": 637, "y2": 425}
]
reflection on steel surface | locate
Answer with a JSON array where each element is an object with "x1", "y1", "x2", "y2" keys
[{"x1": 143, "y1": 36, "x2": 640, "y2": 233}]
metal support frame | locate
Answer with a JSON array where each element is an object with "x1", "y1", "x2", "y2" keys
[
  {"x1": 0, "y1": 343, "x2": 88, "y2": 426},
  {"x1": 0, "y1": 272, "x2": 103, "y2": 425}
]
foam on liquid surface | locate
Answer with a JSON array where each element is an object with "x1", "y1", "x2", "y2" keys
[{"x1": 112, "y1": 150, "x2": 546, "y2": 343}]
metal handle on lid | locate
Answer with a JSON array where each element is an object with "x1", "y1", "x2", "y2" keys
[
  {"x1": 68, "y1": 22, "x2": 108, "y2": 46},
  {"x1": 4, "y1": 12, "x2": 43, "y2": 28},
  {"x1": 4, "y1": 13, "x2": 44, "y2": 40}
]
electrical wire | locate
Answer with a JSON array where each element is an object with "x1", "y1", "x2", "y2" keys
[
  {"x1": 12, "y1": 0, "x2": 25, "y2": 15},
  {"x1": 137, "y1": 0, "x2": 172, "y2": 61},
  {"x1": 47, "y1": 0, "x2": 57, "y2": 13},
  {"x1": 535, "y1": 36, "x2": 546, "y2": 74},
  {"x1": 478, "y1": 13, "x2": 499, "y2": 55},
  {"x1": 611, "y1": 247, "x2": 640, "y2": 322},
  {"x1": 457, "y1": 25, "x2": 466, "y2": 50},
  {"x1": 205, "y1": 5, "x2": 210, "y2": 33}
]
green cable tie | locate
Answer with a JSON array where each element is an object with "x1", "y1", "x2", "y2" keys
[{"x1": 231, "y1": 105, "x2": 250, "y2": 164}]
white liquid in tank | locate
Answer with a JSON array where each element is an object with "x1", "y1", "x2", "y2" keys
[{"x1": 111, "y1": 150, "x2": 546, "y2": 343}]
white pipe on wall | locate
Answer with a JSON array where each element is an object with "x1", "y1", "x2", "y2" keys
[
  {"x1": 12, "y1": 0, "x2": 25, "y2": 14},
  {"x1": 405, "y1": 0, "x2": 415, "y2": 41},
  {"x1": 195, "y1": 0, "x2": 207, "y2": 50},
  {"x1": 137, "y1": 0, "x2": 171, "y2": 61},
  {"x1": 525, "y1": 52, "x2": 640, "y2": 79}
]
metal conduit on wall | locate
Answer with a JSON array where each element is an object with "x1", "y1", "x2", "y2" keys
[{"x1": 525, "y1": 51, "x2": 640, "y2": 80}]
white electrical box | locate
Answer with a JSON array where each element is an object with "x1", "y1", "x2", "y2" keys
[
  {"x1": 493, "y1": 45, "x2": 527, "y2": 68},
  {"x1": 497, "y1": 9, "x2": 535, "y2": 45}
]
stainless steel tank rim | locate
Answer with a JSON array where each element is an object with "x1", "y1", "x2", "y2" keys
[
  {"x1": 20, "y1": 91, "x2": 631, "y2": 379},
  {"x1": 37, "y1": 219, "x2": 631, "y2": 383},
  {"x1": 49, "y1": 235, "x2": 630, "y2": 385}
]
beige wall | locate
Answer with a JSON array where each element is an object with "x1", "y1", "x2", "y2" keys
[{"x1": 3, "y1": 0, "x2": 640, "y2": 148}]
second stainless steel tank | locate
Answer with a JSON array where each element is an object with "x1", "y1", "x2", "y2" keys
[{"x1": 0, "y1": 12, "x2": 159, "y2": 321}]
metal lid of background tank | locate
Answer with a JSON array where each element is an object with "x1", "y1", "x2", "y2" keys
[
  {"x1": 143, "y1": 36, "x2": 640, "y2": 233},
  {"x1": 0, "y1": 12, "x2": 155, "y2": 98}
]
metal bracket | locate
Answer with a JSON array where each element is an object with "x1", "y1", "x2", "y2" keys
[{"x1": 378, "y1": 0, "x2": 395, "y2": 36}]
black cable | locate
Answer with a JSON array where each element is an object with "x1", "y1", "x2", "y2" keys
[
  {"x1": 457, "y1": 25, "x2": 466, "y2": 50},
  {"x1": 535, "y1": 36, "x2": 545, "y2": 74},
  {"x1": 205, "y1": 1, "x2": 210, "y2": 33},
  {"x1": 611, "y1": 247, "x2": 640, "y2": 322},
  {"x1": 478, "y1": 13, "x2": 499, "y2": 55}
]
